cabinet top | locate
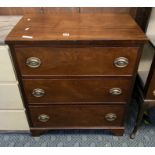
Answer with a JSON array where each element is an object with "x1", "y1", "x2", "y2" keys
[{"x1": 6, "y1": 13, "x2": 147, "y2": 45}]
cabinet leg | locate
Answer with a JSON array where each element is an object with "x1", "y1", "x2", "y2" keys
[
  {"x1": 30, "y1": 129, "x2": 48, "y2": 137},
  {"x1": 110, "y1": 129, "x2": 124, "y2": 136},
  {"x1": 130, "y1": 102, "x2": 146, "y2": 139}
]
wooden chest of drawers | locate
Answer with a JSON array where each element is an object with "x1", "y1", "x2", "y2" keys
[{"x1": 6, "y1": 13, "x2": 147, "y2": 136}]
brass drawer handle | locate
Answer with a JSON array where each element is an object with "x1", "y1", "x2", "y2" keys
[
  {"x1": 38, "y1": 114, "x2": 50, "y2": 122},
  {"x1": 32, "y1": 88, "x2": 45, "y2": 97},
  {"x1": 114, "y1": 57, "x2": 128, "y2": 68},
  {"x1": 109, "y1": 88, "x2": 122, "y2": 96},
  {"x1": 26, "y1": 57, "x2": 41, "y2": 68},
  {"x1": 153, "y1": 90, "x2": 155, "y2": 96},
  {"x1": 105, "y1": 113, "x2": 117, "y2": 122}
]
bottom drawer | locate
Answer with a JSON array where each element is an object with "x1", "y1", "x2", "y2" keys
[
  {"x1": 0, "y1": 110, "x2": 29, "y2": 130},
  {"x1": 29, "y1": 105, "x2": 125, "y2": 128}
]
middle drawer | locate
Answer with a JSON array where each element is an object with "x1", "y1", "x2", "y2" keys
[{"x1": 23, "y1": 77, "x2": 132, "y2": 104}]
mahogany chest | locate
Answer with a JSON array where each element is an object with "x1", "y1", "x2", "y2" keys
[{"x1": 6, "y1": 13, "x2": 147, "y2": 136}]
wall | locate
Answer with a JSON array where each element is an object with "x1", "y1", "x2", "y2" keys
[
  {"x1": 0, "y1": 7, "x2": 136, "y2": 16},
  {"x1": 0, "y1": 7, "x2": 152, "y2": 32}
]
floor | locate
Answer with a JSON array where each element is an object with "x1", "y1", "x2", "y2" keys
[{"x1": 0, "y1": 101, "x2": 155, "y2": 147}]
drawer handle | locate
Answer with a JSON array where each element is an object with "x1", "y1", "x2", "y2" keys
[
  {"x1": 32, "y1": 88, "x2": 45, "y2": 97},
  {"x1": 26, "y1": 57, "x2": 41, "y2": 68},
  {"x1": 114, "y1": 57, "x2": 128, "y2": 68},
  {"x1": 109, "y1": 88, "x2": 122, "y2": 96},
  {"x1": 105, "y1": 113, "x2": 117, "y2": 122},
  {"x1": 38, "y1": 114, "x2": 50, "y2": 122},
  {"x1": 153, "y1": 90, "x2": 155, "y2": 96}
]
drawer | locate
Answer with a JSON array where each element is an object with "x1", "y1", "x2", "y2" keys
[
  {"x1": 29, "y1": 105, "x2": 125, "y2": 128},
  {"x1": 23, "y1": 78, "x2": 132, "y2": 104},
  {"x1": 0, "y1": 83, "x2": 24, "y2": 109},
  {"x1": 15, "y1": 46, "x2": 139, "y2": 76},
  {"x1": 146, "y1": 70, "x2": 155, "y2": 99},
  {"x1": 0, "y1": 110, "x2": 29, "y2": 130},
  {"x1": 0, "y1": 45, "x2": 16, "y2": 81}
]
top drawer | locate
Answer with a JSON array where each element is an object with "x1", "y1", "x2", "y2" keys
[
  {"x1": 14, "y1": 46, "x2": 139, "y2": 76},
  {"x1": 0, "y1": 45, "x2": 16, "y2": 81}
]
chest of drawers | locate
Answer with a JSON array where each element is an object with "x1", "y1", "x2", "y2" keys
[{"x1": 6, "y1": 13, "x2": 147, "y2": 136}]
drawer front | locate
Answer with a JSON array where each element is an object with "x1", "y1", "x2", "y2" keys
[
  {"x1": 29, "y1": 105, "x2": 125, "y2": 127},
  {"x1": 146, "y1": 71, "x2": 155, "y2": 99},
  {"x1": 15, "y1": 46, "x2": 139, "y2": 76},
  {"x1": 0, "y1": 45, "x2": 16, "y2": 81},
  {"x1": 0, "y1": 110, "x2": 29, "y2": 130},
  {"x1": 23, "y1": 78, "x2": 132, "y2": 103},
  {"x1": 0, "y1": 83, "x2": 24, "y2": 109}
]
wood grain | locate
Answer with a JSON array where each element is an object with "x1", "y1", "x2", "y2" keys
[
  {"x1": 0, "y1": 7, "x2": 136, "y2": 18},
  {"x1": 29, "y1": 104, "x2": 125, "y2": 127},
  {"x1": 0, "y1": 7, "x2": 132, "y2": 15},
  {"x1": 0, "y1": 7, "x2": 42, "y2": 15},
  {"x1": 42, "y1": 7, "x2": 79, "y2": 13},
  {"x1": 22, "y1": 77, "x2": 132, "y2": 103},
  {"x1": 14, "y1": 46, "x2": 139, "y2": 77},
  {"x1": 80, "y1": 7, "x2": 132, "y2": 13},
  {"x1": 6, "y1": 14, "x2": 147, "y2": 44},
  {"x1": 0, "y1": 7, "x2": 79, "y2": 15},
  {"x1": 6, "y1": 13, "x2": 147, "y2": 136}
]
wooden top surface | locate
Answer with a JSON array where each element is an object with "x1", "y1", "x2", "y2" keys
[{"x1": 6, "y1": 13, "x2": 147, "y2": 44}]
